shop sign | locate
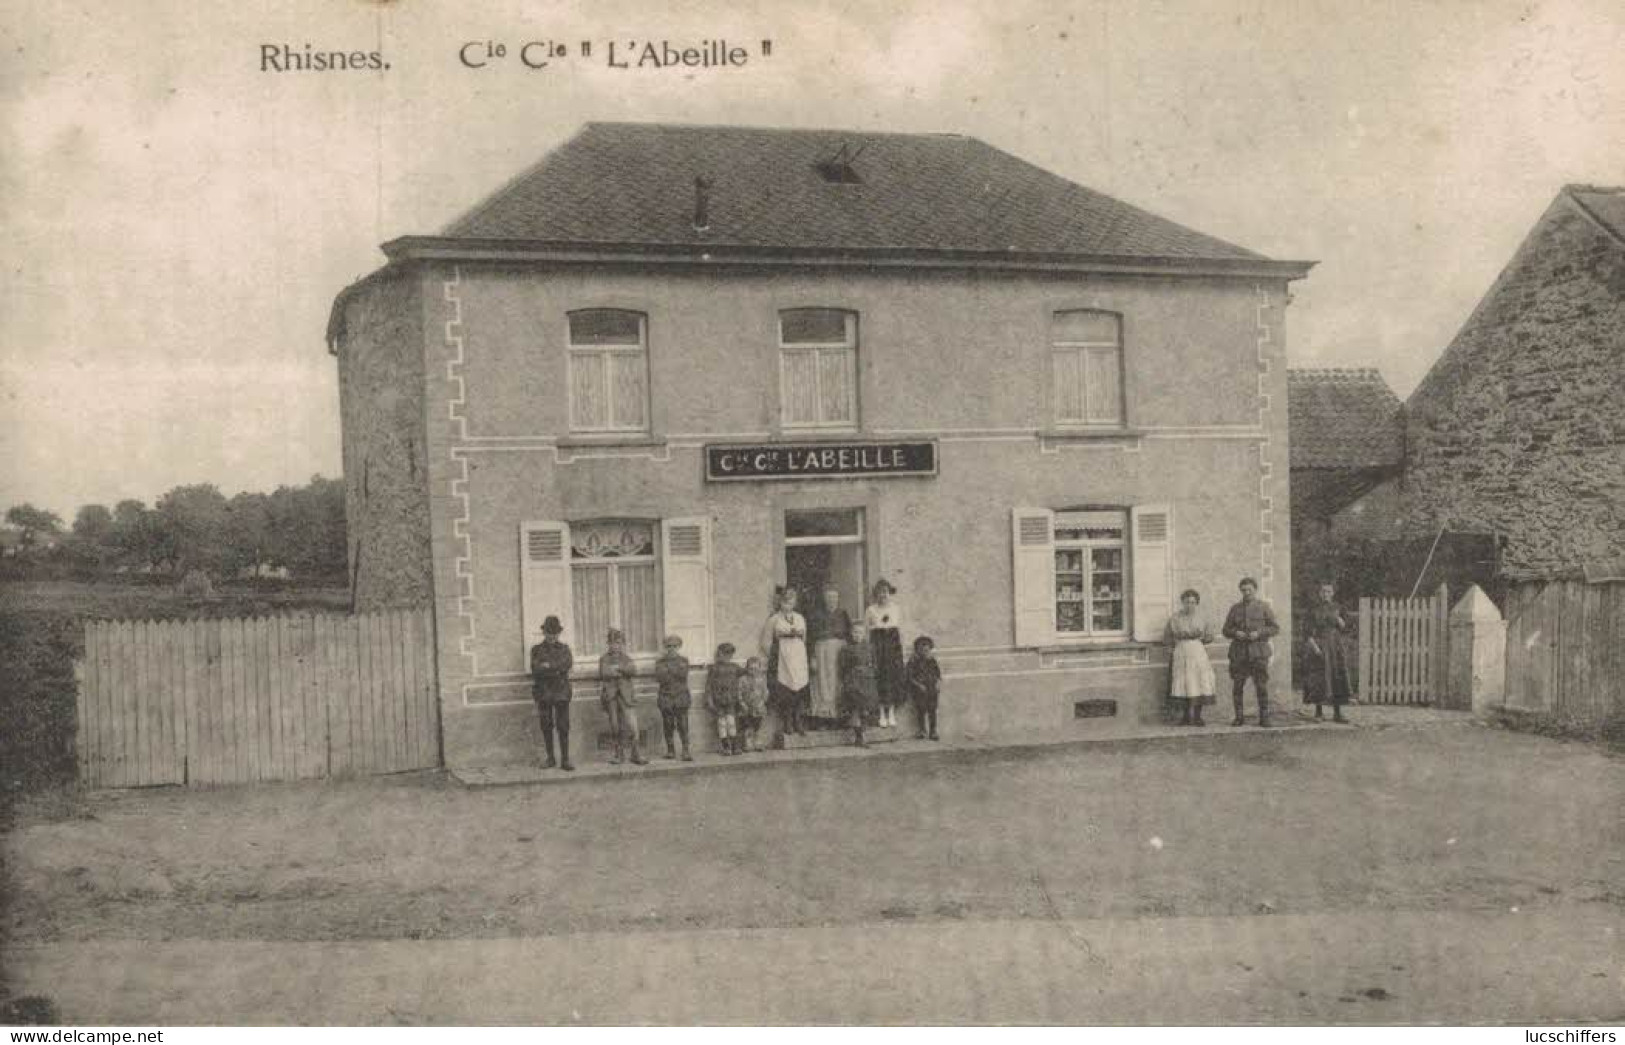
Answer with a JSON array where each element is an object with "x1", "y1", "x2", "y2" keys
[{"x1": 704, "y1": 441, "x2": 937, "y2": 481}]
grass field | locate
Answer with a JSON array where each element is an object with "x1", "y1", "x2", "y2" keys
[{"x1": 1, "y1": 580, "x2": 351, "y2": 619}]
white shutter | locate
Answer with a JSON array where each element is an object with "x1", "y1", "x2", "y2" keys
[
  {"x1": 520, "y1": 521, "x2": 573, "y2": 650},
  {"x1": 1131, "y1": 504, "x2": 1174, "y2": 642},
  {"x1": 1012, "y1": 508, "x2": 1056, "y2": 648},
  {"x1": 661, "y1": 516, "x2": 713, "y2": 655}
]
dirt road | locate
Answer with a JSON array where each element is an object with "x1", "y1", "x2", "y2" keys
[{"x1": 5, "y1": 722, "x2": 1622, "y2": 1022}]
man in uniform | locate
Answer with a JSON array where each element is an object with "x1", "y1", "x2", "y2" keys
[
  {"x1": 529, "y1": 615, "x2": 575, "y2": 770},
  {"x1": 1221, "y1": 577, "x2": 1280, "y2": 727}
]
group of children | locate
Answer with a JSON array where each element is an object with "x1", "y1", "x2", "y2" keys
[{"x1": 528, "y1": 618, "x2": 944, "y2": 770}]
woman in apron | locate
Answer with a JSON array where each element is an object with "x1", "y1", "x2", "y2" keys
[
  {"x1": 808, "y1": 585, "x2": 852, "y2": 722},
  {"x1": 1166, "y1": 589, "x2": 1217, "y2": 726},
  {"x1": 760, "y1": 586, "x2": 811, "y2": 737}
]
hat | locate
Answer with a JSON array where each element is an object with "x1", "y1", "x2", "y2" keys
[
  {"x1": 541, "y1": 615, "x2": 564, "y2": 635},
  {"x1": 663, "y1": 634, "x2": 683, "y2": 647},
  {"x1": 606, "y1": 627, "x2": 625, "y2": 642}
]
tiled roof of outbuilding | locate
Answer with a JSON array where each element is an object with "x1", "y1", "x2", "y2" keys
[
  {"x1": 1288, "y1": 368, "x2": 1404, "y2": 470},
  {"x1": 436, "y1": 122, "x2": 1274, "y2": 262}
]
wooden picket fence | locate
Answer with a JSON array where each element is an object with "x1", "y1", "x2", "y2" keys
[
  {"x1": 1503, "y1": 579, "x2": 1625, "y2": 725},
  {"x1": 1357, "y1": 583, "x2": 1450, "y2": 705},
  {"x1": 75, "y1": 608, "x2": 439, "y2": 788}
]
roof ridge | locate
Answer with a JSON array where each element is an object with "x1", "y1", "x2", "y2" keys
[
  {"x1": 1288, "y1": 366, "x2": 1390, "y2": 380},
  {"x1": 582, "y1": 119, "x2": 968, "y2": 139}
]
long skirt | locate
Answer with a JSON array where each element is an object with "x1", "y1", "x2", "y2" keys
[
  {"x1": 770, "y1": 680, "x2": 808, "y2": 718},
  {"x1": 871, "y1": 628, "x2": 906, "y2": 708},
  {"x1": 1169, "y1": 638, "x2": 1217, "y2": 699},
  {"x1": 1302, "y1": 635, "x2": 1354, "y2": 705},
  {"x1": 811, "y1": 638, "x2": 845, "y2": 718}
]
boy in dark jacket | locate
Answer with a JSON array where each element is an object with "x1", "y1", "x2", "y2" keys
[
  {"x1": 705, "y1": 642, "x2": 745, "y2": 755},
  {"x1": 906, "y1": 635, "x2": 942, "y2": 741},
  {"x1": 654, "y1": 634, "x2": 694, "y2": 761},
  {"x1": 838, "y1": 621, "x2": 879, "y2": 748},
  {"x1": 528, "y1": 615, "x2": 575, "y2": 771}
]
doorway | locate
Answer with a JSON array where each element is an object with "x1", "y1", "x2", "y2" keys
[{"x1": 783, "y1": 508, "x2": 866, "y2": 620}]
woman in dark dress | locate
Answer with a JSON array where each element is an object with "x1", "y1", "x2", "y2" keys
[
  {"x1": 864, "y1": 578, "x2": 907, "y2": 729},
  {"x1": 1302, "y1": 582, "x2": 1354, "y2": 723}
]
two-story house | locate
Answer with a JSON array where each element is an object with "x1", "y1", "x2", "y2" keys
[{"x1": 327, "y1": 122, "x2": 1313, "y2": 768}]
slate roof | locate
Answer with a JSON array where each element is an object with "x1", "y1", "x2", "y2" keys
[
  {"x1": 1288, "y1": 368, "x2": 1404, "y2": 470},
  {"x1": 432, "y1": 122, "x2": 1277, "y2": 263}
]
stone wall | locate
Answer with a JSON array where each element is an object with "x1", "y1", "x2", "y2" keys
[
  {"x1": 1402, "y1": 191, "x2": 1625, "y2": 580},
  {"x1": 335, "y1": 270, "x2": 433, "y2": 609}
]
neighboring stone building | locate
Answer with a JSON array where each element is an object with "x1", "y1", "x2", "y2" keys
[
  {"x1": 328, "y1": 122, "x2": 1313, "y2": 768},
  {"x1": 1400, "y1": 184, "x2": 1625, "y2": 582}
]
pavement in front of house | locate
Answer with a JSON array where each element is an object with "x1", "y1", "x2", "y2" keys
[
  {"x1": 10, "y1": 905, "x2": 1622, "y2": 1025},
  {"x1": 452, "y1": 703, "x2": 1472, "y2": 788}
]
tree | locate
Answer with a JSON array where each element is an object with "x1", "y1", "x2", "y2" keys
[
  {"x1": 224, "y1": 491, "x2": 273, "y2": 577},
  {"x1": 4, "y1": 504, "x2": 64, "y2": 549},
  {"x1": 154, "y1": 484, "x2": 231, "y2": 577},
  {"x1": 110, "y1": 499, "x2": 165, "y2": 572},
  {"x1": 265, "y1": 476, "x2": 347, "y2": 581},
  {"x1": 67, "y1": 504, "x2": 115, "y2": 573}
]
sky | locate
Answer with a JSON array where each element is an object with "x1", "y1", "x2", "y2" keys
[{"x1": 2, "y1": 0, "x2": 1622, "y2": 519}]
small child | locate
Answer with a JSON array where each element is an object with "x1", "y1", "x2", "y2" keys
[
  {"x1": 599, "y1": 627, "x2": 646, "y2": 766},
  {"x1": 654, "y1": 634, "x2": 694, "y2": 761},
  {"x1": 838, "y1": 621, "x2": 879, "y2": 748},
  {"x1": 739, "y1": 656, "x2": 770, "y2": 752},
  {"x1": 705, "y1": 642, "x2": 746, "y2": 756},
  {"x1": 907, "y1": 635, "x2": 943, "y2": 741}
]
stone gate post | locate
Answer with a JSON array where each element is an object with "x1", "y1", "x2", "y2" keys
[{"x1": 1448, "y1": 585, "x2": 1505, "y2": 714}]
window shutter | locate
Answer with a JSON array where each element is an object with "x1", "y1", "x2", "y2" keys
[
  {"x1": 661, "y1": 516, "x2": 713, "y2": 655},
  {"x1": 520, "y1": 521, "x2": 573, "y2": 651},
  {"x1": 1011, "y1": 508, "x2": 1056, "y2": 648},
  {"x1": 1130, "y1": 504, "x2": 1174, "y2": 642}
]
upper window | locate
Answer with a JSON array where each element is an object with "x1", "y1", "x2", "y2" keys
[
  {"x1": 1051, "y1": 310, "x2": 1124, "y2": 426},
  {"x1": 568, "y1": 309, "x2": 649, "y2": 434},
  {"x1": 779, "y1": 308, "x2": 858, "y2": 428}
]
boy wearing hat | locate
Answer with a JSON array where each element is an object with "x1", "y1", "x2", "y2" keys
[
  {"x1": 599, "y1": 627, "x2": 647, "y2": 765},
  {"x1": 528, "y1": 615, "x2": 575, "y2": 771},
  {"x1": 654, "y1": 634, "x2": 695, "y2": 761}
]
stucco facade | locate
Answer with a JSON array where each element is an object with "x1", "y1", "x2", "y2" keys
[{"x1": 369, "y1": 262, "x2": 1295, "y2": 768}]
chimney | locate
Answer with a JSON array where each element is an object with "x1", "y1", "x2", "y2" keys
[{"x1": 693, "y1": 176, "x2": 711, "y2": 231}]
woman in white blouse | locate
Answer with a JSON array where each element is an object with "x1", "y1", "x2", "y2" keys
[
  {"x1": 760, "y1": 585, "x2": 811, "y2": 737},
  {"x1": 864, "y1": 579, "x2": 907, "y2": 728}
]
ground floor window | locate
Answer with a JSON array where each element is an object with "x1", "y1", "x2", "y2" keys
[
  {"x1": 1013, "y1": 503, "x2": 1173, "y2": 647},
  {"x1": 1052, "y1": 510, "x2": 1127, "y2": 637},
  {"x1": 520, "y1": 516, "x2": 713, "y2": 664},
  {"x1": 570, "y1": 520, "x2": 660, "y2": 656}
]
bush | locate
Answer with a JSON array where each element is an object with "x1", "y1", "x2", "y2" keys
[{"x1": 0, "y1": 608, "x2": 81, "y2": 799}]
